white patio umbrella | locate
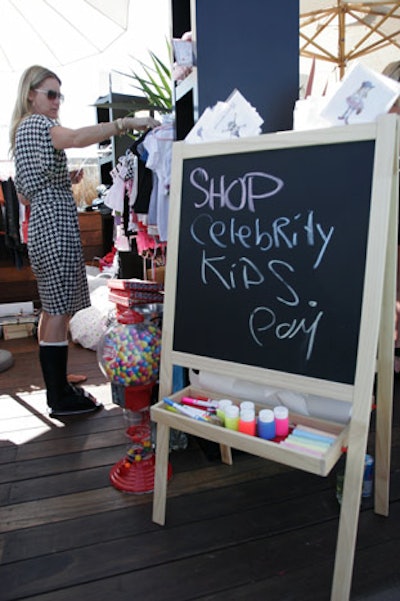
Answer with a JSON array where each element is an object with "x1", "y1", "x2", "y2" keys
[
  {"x1": 0, "y1": 0, "x2": 130, "y2": 73},
  {"x1": 300, "y1": 0, "x2": 400, "y2": 79}
]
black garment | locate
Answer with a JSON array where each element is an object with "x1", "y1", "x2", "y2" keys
[
  {"x1": 0, "y1": 196, "x2": 5, "y2": 234},
  {"x1": 1, "y1": 177, "x2": 27, "y2": 267},
  {"x1": 130, "y1": 131, "x2": 154, "y2": 214}
]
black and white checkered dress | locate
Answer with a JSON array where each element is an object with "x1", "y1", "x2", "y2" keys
[{"x1": 15, "y1": 114, "x2": 90, "y2": 315}]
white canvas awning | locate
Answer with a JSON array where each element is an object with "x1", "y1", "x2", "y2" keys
[{"x1": 0, "y1": 0, "x2": 130, "y2": 73}]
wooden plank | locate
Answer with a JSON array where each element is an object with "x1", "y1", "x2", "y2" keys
[
  {"x1": 0, "y1": 266, "x2": 36, "y2": 282},
  {"x1": 152, "y1": 422, "x2": 171, "y2": 525},
  {"x1": 0, "y1": 452, "x2": 294, "y2": 533},
  {"x1": 2, "y1": 498, "x2": 400, "y2": 601},
  {"x1": 0, "y1": 466, "x2": 327, "y2": 563},
  {"x1": 80, "y1": 231, "x2": 102, "y2": 246},
  {"x1": 374, "y1": 131, "x2": 399, "y2": 516},
  {"x1": 0, "y1": 488, "x2": 342, "y2": 598},
  {"x1": 0, "y1": 446, "x2": 127, "y2": 487},
  {"x1": 78, "y1": 212, "x2": 102, "y2": 231}
]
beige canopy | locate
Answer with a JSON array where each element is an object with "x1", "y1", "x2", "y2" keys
[{"x1": 300, "y1": 1, "x2": 400, "y2": 78}]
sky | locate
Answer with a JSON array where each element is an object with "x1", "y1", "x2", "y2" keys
[{"x1": 0, "y1": 0, "x2": 171, "y2": 174}]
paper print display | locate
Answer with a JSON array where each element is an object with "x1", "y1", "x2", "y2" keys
[
  {"x1": 185, "y1": 89, "x2": 264, "y2": 144},
  {"x1": 321, "y1": 62, "x2": 400, "y2": 126}
]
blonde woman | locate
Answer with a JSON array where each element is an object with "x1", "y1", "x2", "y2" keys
[{"x1": 10, "y1": 65, "x2": 160, "y2": 417}]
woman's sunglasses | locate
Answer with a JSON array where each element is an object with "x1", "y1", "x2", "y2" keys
[{"x1": 35, "y1": 88, "x2": 65, "y2": 103}]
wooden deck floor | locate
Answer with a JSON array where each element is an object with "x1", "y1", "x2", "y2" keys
[{"x1": 0, "y1": 336, "x2": 399, "y2": 601}]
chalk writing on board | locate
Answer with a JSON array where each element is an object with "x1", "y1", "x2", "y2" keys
[
  {"x1": 190, "y1": 211, "x2": 334, "y2": 269},
  {"x1": 249, "y1": 302, "x2": 324, "y2": 361},
  {"x1": 174, "y1": 141, "x2": 374, "y2": 384},
  {"x1": 189, "y1": 167, "x2": 284, "y2": 211},
  {"x1": 188, "y1": 167, "x2": 334, "y2": 362}
]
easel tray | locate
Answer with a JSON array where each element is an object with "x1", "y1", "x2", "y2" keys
[{"x1": 151, "y1": 386, "x2": 349, "y2": 477}]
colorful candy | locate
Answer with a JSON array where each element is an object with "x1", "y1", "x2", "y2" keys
[{"x1": 98, "y1": 320, "x2": 161, "y2": 386}]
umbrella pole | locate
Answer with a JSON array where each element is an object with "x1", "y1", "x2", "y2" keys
[{"x1": 338, "y1": 1, "x2": 346, "y2": 79}]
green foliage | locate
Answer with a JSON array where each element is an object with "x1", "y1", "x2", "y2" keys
[{"x1": 116, "y1": 43, "x2": 173, "y2": 114}]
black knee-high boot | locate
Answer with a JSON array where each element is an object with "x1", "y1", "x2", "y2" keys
[{"x1": 39, "y1": 345, "x2": 102, "y2": 417}]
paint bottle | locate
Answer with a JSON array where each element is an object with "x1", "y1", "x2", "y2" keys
[
  {"x1": 216, "y1": 399, "x2": 232, "y2": 425},
  {"x1": 362, "y1": 454, "x2": 374, "y2": 498},
  {"x1": 274, "y1": 406, "x2": 289, "y2": 438},
  {"x1": 239, "y1": 408, "x2": 256, "y2": 436},
  {"x1": 257, "y1": 408, "x2": 276, "y2": 440},
  {"x1": 224, "y1": 404, "x2": 239, "y2": 431},
  {"x1": 240, "y1": 400, "x2": 255, "y2": 413}
]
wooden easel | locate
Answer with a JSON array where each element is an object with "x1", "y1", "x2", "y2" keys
[{"x1": 151, "y1": 114, "x2": 399, "y2": 601}]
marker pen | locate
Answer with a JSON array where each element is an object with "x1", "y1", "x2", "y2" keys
[
  {"x1": 162, "y1": 398, "x2": 210, "y2": 422},
  {"x1": 165, "y1": 403, "x2": 208, "y2": 418},
  {"x1": 181, "y1": 397, "x2": 219, "y2": 412}
]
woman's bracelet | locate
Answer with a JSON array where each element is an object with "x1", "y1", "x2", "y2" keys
[{"x1": 115, "y1": 117, "x2": 129, "y2": 136}]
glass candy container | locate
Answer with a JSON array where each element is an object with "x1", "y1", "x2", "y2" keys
[{"x1": 97, "y1": 305, "x2": 171, "y2": 492}]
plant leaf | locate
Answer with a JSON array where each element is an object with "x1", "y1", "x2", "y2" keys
[{"x1": 114, "y1": 46, "x2": 173, "y2": 113}]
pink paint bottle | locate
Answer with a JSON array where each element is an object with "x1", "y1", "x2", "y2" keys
[{"x1": 274, "y1": 406, "x2": 289, "y2": 438}]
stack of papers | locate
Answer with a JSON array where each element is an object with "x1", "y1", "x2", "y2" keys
[{"x1": 185, "y1": 89, "x2": 264, "y2": 144}]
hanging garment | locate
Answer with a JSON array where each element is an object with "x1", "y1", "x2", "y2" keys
[
  {"x1": 0, "y1": 182, "x2": 5, "y2": 235},
  {"x1": 104, "y1": 161, "x2": 128, "y2": 214},
  {"x1": 143, "y1": 123, "x2": 175, "y2": 242},
  {"x1": 1, "y1": 177, "x2": 27, "y2": 268},
  {"x1": 130, "y1": 131, "x2": 154, "y2": 214}
]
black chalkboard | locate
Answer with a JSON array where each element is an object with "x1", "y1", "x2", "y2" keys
[{"x1": 172, "y1": 140, "x2": 375, "y2": 385}]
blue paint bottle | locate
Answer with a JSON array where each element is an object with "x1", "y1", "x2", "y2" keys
[{"x1": 257, "y1": 409, "x2": 276, "y2": 440}]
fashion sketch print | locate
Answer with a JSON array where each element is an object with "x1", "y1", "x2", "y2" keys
[
  {"x1": 321, "y1": 62, "x2": 400, "y2": 127},
  {"x1": 221, "y1": 113, "x2": 246, "y2": 137},
  {"x1": 338, "y1": 80, "x2": 374, "y2": 124},
  {"x1": 185, "y1": 89, "x2": 263, "y2": 143}
]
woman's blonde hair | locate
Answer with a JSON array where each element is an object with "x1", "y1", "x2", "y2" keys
[{"x1": 9, "y1": 65, "x2": 61, "y2": 155}]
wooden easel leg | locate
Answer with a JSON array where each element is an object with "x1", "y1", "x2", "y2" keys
[
  {"x1": 219, "y1": 444, "x2": 233, "y2": 465},
  {"x1": 375, "y1": 172, "x2": 397, "y2": 516},
  {"x1": 375, "y1": 359, "x2": 394, "y2": 516},
  {"x1": 152, "y1": 423, "x2": 170, "y2": 526},
  {"x1": 330, "y1": 444, "x2": 366, "y2": 601}
]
